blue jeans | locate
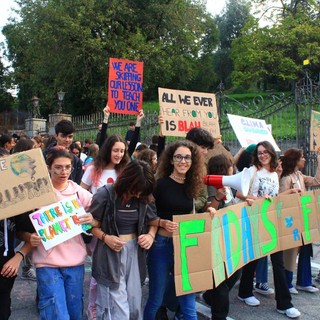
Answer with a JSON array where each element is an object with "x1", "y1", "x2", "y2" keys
[
  {"x1": 255, "y1": 256, "x2": 268, "y2": 283},
  {"x1": 285, "y1": 269, "x2": 294, "y2": 289},
  {"x1": 36, "y1": 265, "x2": 84, "y2": 320},
  {"x1": 144, "y1": 234, "x2": 197, "y2": 320},
  {"x1": 285, "y1": 244, "x2": 312, "y2": 287},
  {"x1": 297, "y1": 244, "x2": 312, "y2": 286}
]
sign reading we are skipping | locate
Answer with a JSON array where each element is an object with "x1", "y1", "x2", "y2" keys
[
  {"x1": 173, "y1": 191, "x2": 320, "y2": 296},
  {"x1": 29, "y1": 195, "x2": 91, "y2": 250},
  {"x1": 158, "y1": 88, "x2": 220, "y2": 138},
  {"x1": 108, "y1": 58, "x2": 143, "y2": 115}
]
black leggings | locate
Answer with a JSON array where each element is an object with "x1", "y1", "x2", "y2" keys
[{"x1": 0, "y1": 275, "x2": 15, "y2": 320}]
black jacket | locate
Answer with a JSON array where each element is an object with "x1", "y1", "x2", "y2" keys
[{"x1": 90, "y1": 184, "x2": 157, "y2": 288}]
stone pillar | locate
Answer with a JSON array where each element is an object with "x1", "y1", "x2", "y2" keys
[
  {"x1": 48, "y1": 113, "x2": 72, "y2": 135},
  {"x1": 25, "y1": 118, "x2": 47, "y2": 138}
]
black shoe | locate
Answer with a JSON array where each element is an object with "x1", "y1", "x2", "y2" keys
[
  {"x1": 202, "y1": 290, "x2": 212, "y2": 305},
  {"x1": 155, "y1": 306, "x2": 169, "y2": 320}
]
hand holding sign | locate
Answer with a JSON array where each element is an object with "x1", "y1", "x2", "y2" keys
[
  {"x1": 103, "y1": 105, "x2": 110, "y2": 123},
  {"x1": 29, "y1": 195, "x2": 93, "y2": 250},
  {"x1": 136, "y1": 109, "x2": 145, "y2": 127}
]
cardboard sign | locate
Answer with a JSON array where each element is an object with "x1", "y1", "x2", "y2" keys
[
  {"x1": 227, "y1": 114, "x2": 280, "y2": 151},
  {"x1": 0, "y1": 148, "x2": 57, "y2": 219},
  {"x1": 29, "y1": 195, "x2": 91, "y2": 250},
  {"x1": 108, "y1": 58, "x2": 143, "y2": 115},
  {"x1": 310, "y1": 110, "x2": 320, "y2": 151},
  {"x1": 173, "y1": 191, "x2": 320, "y2": 296},
  {"x1": 158, "y1": 88, "x2": 220, "y2": 138}
]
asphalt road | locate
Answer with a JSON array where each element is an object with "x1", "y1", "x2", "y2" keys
[{"x1": 10, "y1": 244, "x2": 320, "y2": 319}]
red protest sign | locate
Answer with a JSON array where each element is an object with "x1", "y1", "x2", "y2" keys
[{"x1": 107, "y1": 58, "x2": 143, "y2": 115}]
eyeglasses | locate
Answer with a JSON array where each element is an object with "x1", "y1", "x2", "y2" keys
[
  {"x1": 52, "y1": 165, "x2": 74, "y2": 174},
  {"x1": 173, "y1": 154, "x2": 192, "y2": 163},
  {"x1": 257, "y1": 150, "x2": 270, "y2": 157}
]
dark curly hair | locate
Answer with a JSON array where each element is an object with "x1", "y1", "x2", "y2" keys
[
  {"x1": 281, "y1": 148, "x2": 303, "y2": 177},
  {"x1": 156, "y1": 140, "x2": 204, "y2": 198},
  {"x1": 252, "y1": 141, "x2": 278, "y2": 172}
]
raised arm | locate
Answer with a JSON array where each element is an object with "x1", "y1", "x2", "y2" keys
[
  {"x1": 98, "y1": 105, "x2": 110, "y2": 148},
  {"x1": 128, "y1": 110, "x2": 145, "y2": 156}
]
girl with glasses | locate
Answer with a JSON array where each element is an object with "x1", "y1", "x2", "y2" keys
[
  {"x1": 24, "y1": 146, "x2": 96, "y2": 320},
  {"x1": 237, "y1": 141, "x2": 301, "y2": 319},
  {"x1": 144, "y1": 140, "x2": 206, "y2": 320}
]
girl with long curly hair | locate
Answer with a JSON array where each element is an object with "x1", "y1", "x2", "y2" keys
[{"x1": 144, "y1": 140, "x2": 204, "y2": 320}]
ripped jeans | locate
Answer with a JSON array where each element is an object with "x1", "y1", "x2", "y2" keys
[
  {"x1": 95, "y1": 239, "x2": 141, "y2": 320},
  {"x1": 36, "y1": 265, "x2": 84, "y2": 320}
]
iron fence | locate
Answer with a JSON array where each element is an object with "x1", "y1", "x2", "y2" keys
[{"x1": 3, "y1": 71, "x2": 320, "y2": 175}]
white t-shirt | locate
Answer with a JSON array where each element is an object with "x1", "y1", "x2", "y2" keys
[
  {"x1": 248, "y1": 166, "x2": 279, "y2": 197},
  {"x1": 81, "y1": 165, "x2": 117, "y2": 194}
]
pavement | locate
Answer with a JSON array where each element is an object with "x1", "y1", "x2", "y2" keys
[{"x1": 10, "y1": 244, "x2": 320, "y2": 320}]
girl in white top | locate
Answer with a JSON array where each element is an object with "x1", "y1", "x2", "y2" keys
[{"x1": 237, "y1": 141, "x2": 301, "y2": 319}]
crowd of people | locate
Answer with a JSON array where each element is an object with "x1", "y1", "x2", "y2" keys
[{"x1": 1, "y1": 106, "x2": 320, "y2": 320}]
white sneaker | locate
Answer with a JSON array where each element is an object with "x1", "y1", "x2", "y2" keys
[
  {"x1": 289, "y1": 287, "x2": 299, "y2": 294},
  {"x1": 237, "y1": 295, "x2": 260, "y2": 306},
  {"x1": 296, "y1": 285, "x2": 319, "y2": 293},
  {"x1": 277, "y1": 307, "x2": 301, "y2": 318}
]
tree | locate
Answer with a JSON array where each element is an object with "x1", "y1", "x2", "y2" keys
[
  {"x1": 0, "y1": 58, "x2": 14, "y2": 112},
  {"x1": 231, "y1": 0, "x2": 320, "y2": 89},
  {"x1": 3, "y1": 0, "x2": 218, "y2": 115},
  {"x1": 213, "y1": 0, "x2": 251, "y2": 89}
]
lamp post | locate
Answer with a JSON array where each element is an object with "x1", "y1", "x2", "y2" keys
[
  {"x1": 31, "y1": 96, "x2": 41, "y2": 118},
  {"x1": 57, "y1": 91, "x2": 66, "y2": 113}
]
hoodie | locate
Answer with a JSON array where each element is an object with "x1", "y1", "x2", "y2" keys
[
  {"x1": 32, "y1": 180, "x2": 92, "y2": 268},
  {"x1": 0, "y1": 213, "x2": 34, "y2": 269}
]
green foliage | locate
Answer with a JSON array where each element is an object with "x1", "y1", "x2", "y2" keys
[
  {"x1": 3, "y1": 0, "x2": 218, "y2": 116},
  {"x1": 213, "y1": 0, "x2": 252, "y2": 88},
  {"x1": 231, "y1": 0, "x2": 320, "y2": 88},
  {"x1": 0, "y1": 59, "x2": 14, "y2": 111}
]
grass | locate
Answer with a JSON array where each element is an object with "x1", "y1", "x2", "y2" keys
[{"x1": 75, "y1": 91, "x2": 319, "y2": 143}]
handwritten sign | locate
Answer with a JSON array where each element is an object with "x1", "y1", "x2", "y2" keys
[
  {"x1": 227, "y1": 114, "x2": 280, "y2": 151},
  {"x1": 310, "y1": 110, "x2": 320, "y2": 151},
  {"x1": 173, "y1": 191, "x2": 320, "y2": 296},
  {"x1": 29, "y1": 195, "x2": 91, "y2": 250},
  {"x1": 158, "y1": 88, "x2": 220, "y2": 138},
  {"x1": 0, "y1": 148, "x2": 57, "y2": 219},
  {"x1": 108, "y1": 58, "x2": 143, "y2": 115}
]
